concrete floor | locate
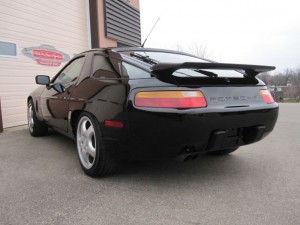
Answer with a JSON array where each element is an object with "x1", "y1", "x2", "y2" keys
[{"x1": 0, "y1": 103, "x2": 299, "y2": 225}]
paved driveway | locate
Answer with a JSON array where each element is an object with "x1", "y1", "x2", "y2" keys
[{"x1": 0, "y1": 103, "x2": 299, "y2": 225}]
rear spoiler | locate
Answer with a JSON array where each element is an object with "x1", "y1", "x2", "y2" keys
[{"x1": 151, "y1": 62, "x2": 275, "y2": 78}]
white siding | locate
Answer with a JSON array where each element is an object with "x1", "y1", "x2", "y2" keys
[{"x1": 0, "y1": 0, "x2": 90, "y2": 128}]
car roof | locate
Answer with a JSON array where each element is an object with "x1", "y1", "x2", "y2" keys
[{"x1": 79, "y1": 47, "x2": 210, "y2": 61}]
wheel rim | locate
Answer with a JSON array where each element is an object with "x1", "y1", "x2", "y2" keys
[
  {"x1": 28, "y1": 103, "x2": 34, "y2": 133},
  {"x1": 77, "y1": 116, "x2": 96, "y2": 169}
]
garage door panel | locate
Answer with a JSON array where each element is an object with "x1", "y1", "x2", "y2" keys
[
  {"x1": 2, "y1": 106, "x2": 26, "y2": 117},
  {"x1": 1, "y1": 98, "x2": 27, "y2": 108},
  {"x1": 0, "y1": 0, "x2": 89, "y2": 128},
  {"x1": 3, "y1": 115, "x2": 27, "y2": 128},
  {"x1": 0, "y1": 84, "x2": 36, "y2": 93},
  {"x1": 1, "y1": 18, "x2": 87, "y2": 45},
  {"x1": 0, "y1": 29, "x2": 86, "y2": 51},
  {"x1": 0, "y1": 76, "x2": 37, "y2": 84},
  {"x1": 1, "y1": 0, "x2": 87, "y2": 30}
]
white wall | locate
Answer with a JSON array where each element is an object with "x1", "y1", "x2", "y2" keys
[{"x1": 0, "y1": 0, "x2": 90, "y2": 128}]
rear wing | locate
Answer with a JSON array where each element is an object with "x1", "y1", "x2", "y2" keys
[{"x1": 151, "y1": 62, "x2": 275, "y2": 78}]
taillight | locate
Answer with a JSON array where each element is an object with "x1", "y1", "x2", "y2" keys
[
  {"x1": 134, "y1": 91, "x2": 207, "y2": 108},
  {"x1": 260, "y1": 89, "x2": 275, "y2": 104}
]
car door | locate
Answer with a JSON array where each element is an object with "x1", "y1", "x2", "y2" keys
[{"x1": 40, "y1": 56, "x2": 86, "y2": 132}]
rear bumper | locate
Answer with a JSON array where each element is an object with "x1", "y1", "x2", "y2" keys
[{"x1": 104, "y1": 105, "x2": 279, "y2": 160}]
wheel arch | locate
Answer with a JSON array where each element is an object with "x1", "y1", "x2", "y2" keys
[
  {"x1": 27, "y1": 96, "x2": 33, "y2": 109},
  {"x1": 70, "y1": 110, "x2": 82, "y2": 137},
  {"x1": 27, "y1": 96, "x2": 32, "y2": 103},
  {"x1": 70, "y1": 109, "x2": 104, "y2": 137},
  {"x1": 27, "y1": 96, "x2": 48, "y2": 137},
  {"x1": 27, "y1": 96, "x2": 40, "y2": 113}
]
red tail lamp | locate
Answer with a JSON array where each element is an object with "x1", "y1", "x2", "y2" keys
[
  {"x1": 134, "y1": 91, "x2": 207, "y2": 108},
  {"x1": 260, "y1": 90, "x2": 275, "y2": 104}
]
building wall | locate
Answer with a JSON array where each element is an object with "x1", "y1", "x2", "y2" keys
[
  {"x1": 0, "y1": 0, "x2": 140, "y2": 129},
  {"x1": 97, "y1": 0, "x2": 118, "y2": 48},
  {"x1": 103, "y1": 0, "x2": 141, "y2": 46},
  {"x1": 0, "y1": 0, "x2": 90, "y2": 128},
  {"x1": 128, "y1": 0, "x2": 140, "y2": 9}
]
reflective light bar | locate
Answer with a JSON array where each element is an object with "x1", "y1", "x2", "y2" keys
[
  {"x1": 104, "y1": 120, "x2": 124, "y2": 128},
  {"x1": 134, "y1": 91, "x2": 207, "y2": 108},
  {"x1": 260, "y1": 89, "x2": 275, "y2": 104}
]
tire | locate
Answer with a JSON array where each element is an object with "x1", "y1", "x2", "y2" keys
[
  {"x1": 76, "y1": 112, "x2": 120, "y2": 177},
  {"x1": 207, "y1": 147, "x2": 238, "y2": 156},
  {"x1": 27, "y1": 99, "x2": 48, "y2": 137}
]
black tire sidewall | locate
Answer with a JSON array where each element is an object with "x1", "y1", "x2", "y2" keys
[{"x1": 28, "y1": 99, "x2": 47, "y2": 137}]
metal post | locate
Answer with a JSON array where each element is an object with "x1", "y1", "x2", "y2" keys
[{"x1": 0, "y1": 98, "x2": 3, "y2": 132}]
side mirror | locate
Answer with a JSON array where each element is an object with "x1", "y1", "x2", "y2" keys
[{"x1": 35, "y1": 75, "x2": 50, "y2": 85}]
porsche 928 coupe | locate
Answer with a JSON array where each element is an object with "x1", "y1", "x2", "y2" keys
[{"x1": 28, "y1": 48, "x2": 279, "y2": 177}]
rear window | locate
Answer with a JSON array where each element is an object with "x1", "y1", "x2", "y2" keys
[
  {"x1": 121, "y1": 62, "x2": 150, "y2": 79},
  {"x1": 124, "y1": 51, "x2": 244, "y2": 78},
  {"x1": 135, "y1": 51, "x2": 207, "y2": 64}
]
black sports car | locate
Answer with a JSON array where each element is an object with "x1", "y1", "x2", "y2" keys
[{"x1": 28, "y1": 47, "x2": 279, "y2": 177}]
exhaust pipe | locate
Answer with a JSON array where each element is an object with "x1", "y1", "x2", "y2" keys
[{"x1": 175, "y1": 147, "x2": 200, "y2": 162}]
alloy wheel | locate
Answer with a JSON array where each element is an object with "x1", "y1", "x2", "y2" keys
[
  {"x1": 77, "y1": 116, "x2": 97, "y2": 169},
  {"x1": 28, "y1": 102, "x2": 34, "y2": 133}
]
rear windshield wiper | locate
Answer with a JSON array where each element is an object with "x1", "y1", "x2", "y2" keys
[
  {"x1": 130, "y1": 53, "x2": 158, "y2": 65},
  {"x1": 194, "y1": 69, "x2": 218, "y2": 78}
]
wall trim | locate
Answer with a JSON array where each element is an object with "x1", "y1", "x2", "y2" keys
[
  {"x1": 86, "y1": 0, "x2": 92, "y2": 49},
  {"x1": 89, "y1": 0, "x2": 100, "y2": 48},
  {"x1": 0, "y1": 98, "x2": 3, "y2": 132}
]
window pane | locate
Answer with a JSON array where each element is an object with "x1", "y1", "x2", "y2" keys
[
  {"x1": 0, "y1": 41, "x2": 17, "y2": 56},
  {"x1": 92, "y1": 55, "x2": 119, "y2": 79},
  {"x1": 56, "y1": 57, "x2": 85, "y2": 83},
  {"x1": 122, "y1": 63, "x2": 150, "y2": 79}
]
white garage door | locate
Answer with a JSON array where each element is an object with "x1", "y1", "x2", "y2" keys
[{"x1": 0, "y1": 0, "x2": 90, "y2": 128}]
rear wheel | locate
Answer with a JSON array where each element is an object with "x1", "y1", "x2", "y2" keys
[
  {"x1": 76, "y1": 112, "x2": 120, "y2": 177},
  {"x1": 207, "y1": 147, "x2": 238, "y2": 156},
  {"x1": 27, "y1": 99, "x2": 48, "y2": 137}
]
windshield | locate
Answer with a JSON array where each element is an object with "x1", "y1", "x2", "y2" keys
[{"x1": 124, "y1": 51, "x2": 244, "y2": 78}]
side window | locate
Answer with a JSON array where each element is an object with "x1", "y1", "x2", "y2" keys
[
  {"x1": 92, "y1": 55, "x2": 119, "y2": 79},
  {"x1": 55, "y1": 57, "x2": 85, "y2": 83}
]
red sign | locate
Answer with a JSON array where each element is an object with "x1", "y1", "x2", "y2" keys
[
  {"x1": 22, "y1": 45, "x2": 70, "y2": 67},
  {"x1": 33, "y1": 49, "x2": 64, "y2": 60},
  {"x1": 36, "y1": 59, "x2": 61, "y2": 67}
]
